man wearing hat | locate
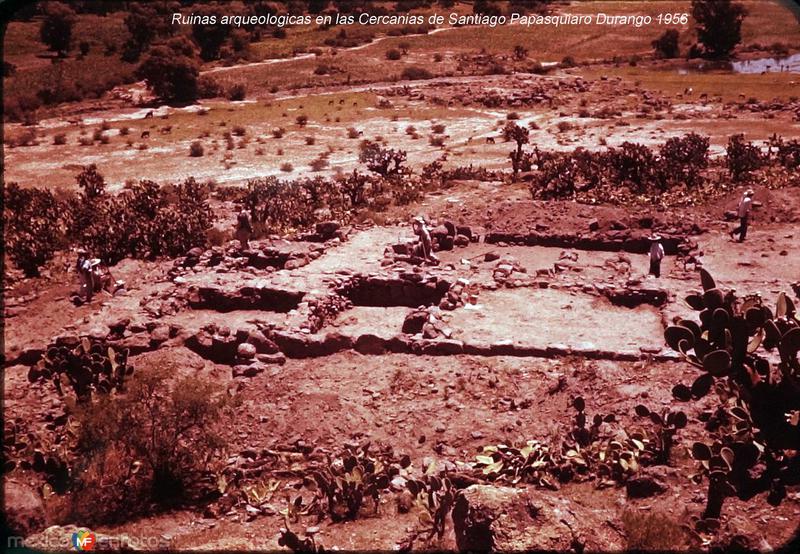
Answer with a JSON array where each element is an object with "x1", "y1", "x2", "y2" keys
[
  {"x1": 75, "y1": 248, "x2": 95, "y2": 302},
  {"x1": 730, "y1": 189, "x2": 754, "y2": 242},
  {"x1": 411, "y1": 215, "x2": 437, "y2": 263},
  {"x1": 648, "y1": 234, "x2": 665, "y2": 278}
]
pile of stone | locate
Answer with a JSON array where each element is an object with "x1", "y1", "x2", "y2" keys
[
  {"x1": 299, "y1": 221, "x2": 349, "y2": 243},
  {"x1": 439, "y1": 277, "x2": 477, "y2": 311},
  {"x1": 492, "y1": 256, "x2": 528, "y2": 286},
  {"x1": 302, "y1": 293, "x2": 353, "y2": 334},
  {"x1": 169, "y1": 241, "x2": 327, "y2": 278},
  {"x1": 185, "y1": 323, "x2": 285, "y2": 374},
  {"x1": 402, "y1": 307, "x2": 454, "y2": 339}
]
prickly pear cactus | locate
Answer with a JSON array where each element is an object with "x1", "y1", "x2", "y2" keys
[
  {"x1": 664, "y1": 269, "x2": 800, "y2": 524},
  {"x1": 28, "y1": 337, "x2": 133, "y2": 403}
]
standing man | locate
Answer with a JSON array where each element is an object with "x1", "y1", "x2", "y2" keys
[
  {"x1": 235, "y1": 209, "x2": 253, "y2": 249},
  {"x1": 730, "y1": 189, "x2": 754, "y2": 242},
  {"x1": 76, "y1": 248, "x2": 94, "y2": 302},
  {"x1": 648, "y1": 234, "x2": 665, "y2": 278}
]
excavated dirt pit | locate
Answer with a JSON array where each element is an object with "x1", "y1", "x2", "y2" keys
[{"x1": 445, "y1": 287, "x2": 664, "y2": 353}]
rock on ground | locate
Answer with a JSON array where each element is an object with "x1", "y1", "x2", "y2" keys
[{"x1": 452, "y1": 485, "x2": 624, "y2": 551}]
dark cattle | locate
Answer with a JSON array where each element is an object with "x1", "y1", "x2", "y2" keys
[
  {"x1": 485, "y1": 137, "x2": 496, "y2": 144},
  {"x1": 140, "y1": 131, "x2": 150, "y2": 138},
  {"x1": 143, "y1": 110, "x2": 154, "y2": 119}
]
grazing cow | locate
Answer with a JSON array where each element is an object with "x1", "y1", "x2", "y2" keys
[
  {"x1": 339, "y1": 99, "x2": 345, "y2": 105},
  {"x1": 160, "y1": 125, "x2": 172, "y2": 134},
  {"x1": 353, "y1": 102, "x2": 358, "y2": 107},
  {"x1": 140, "y1": 131, "x2": 150, "y2": 139},
  {"x1": 328, "y1": 99, "x2": 334, "y2": 105},
  {"x1": 144, "y1": 110, "x2": 154, "y2": 119},
  {"x1": 684, "y1": 87, "x2": 693, "y2": 95},
  {"x1": 485, "y1": 137, "x2": 496, "y2": 144}
]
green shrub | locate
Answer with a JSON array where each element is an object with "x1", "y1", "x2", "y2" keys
[
  {"x1": 726, "y1": 133, "x2": 764, "y2": 180},
  {"x1": 136, "y1": 37, "x2": 200, "y2": 103},
  {"x1": 652, "y1": 29, "x2": 680, "y2": 58},
  {"x1": 190, "y1": 141, "x2": 204, "y2": 157},
  {"x1": 400, "y1": 66, "x2": 433, "y2": 80},
  {"x1": 53, "y1": 133, "x2": 67, "y2": 145},
  {"x1": 227, "y1": 83, "x2": 247, "y2": 101},
  {"x1": 197, "y1": 75, "x2": 223, "y2": 99},
  {"x1": 70, "y1": 366, "x2": 230, "y2": 523},
  {"x1": 3, "y1": 183, "x2": 67, "y2": 276},
  {"x1": 385, "y1": 48, "x2": 402, "y2": 60}
]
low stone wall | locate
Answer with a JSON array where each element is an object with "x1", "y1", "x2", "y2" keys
[
  {"x1": 485, "y1": 231, "x2": 685, "y2": 255},
  {"x1": 187, "y1": 285, "x2": 304, "y2": 313}
]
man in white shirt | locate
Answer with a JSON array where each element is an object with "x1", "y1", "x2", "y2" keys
[
  {"x1": 648, "y1": 235, "x2": 665, "y2": 278},
  {"x1": 730, "y1": 189, "x2": 754, "y2": 242}
]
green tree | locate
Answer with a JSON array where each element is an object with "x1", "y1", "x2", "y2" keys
[
  {"x1": 691, "y1": 0, "x2": 747, "y2": 58},
  {"x1": 191, "y1": 5, "x2": 231, "y2": 61},
  {"x1": 4, "y1": 183, "x2": 67, "y2": 277},
  {"x1": 136, "y1": 37, "x2": 200, "y2": 103},
  {"x1": 652, "y1": 29, "x2": 680, "y2": 58},
  {"x1": 504, "y1": 122, "x2": 530, "y2": 180},
  {"x1": 39, "y1": 2, "x2": 76, "y2": 56}
]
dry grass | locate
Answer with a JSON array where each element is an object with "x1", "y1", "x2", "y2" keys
[
  {"x1": 621, "y1": 509, "x2": 688, "y2": 551},
  {"x1": 582, "y1": 65, "x2": 800, "y2": 102}
]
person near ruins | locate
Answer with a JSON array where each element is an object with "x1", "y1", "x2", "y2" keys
[
  {"x1": 75, "y1": 248, "x2": 95, "y2": 302},
  {"x1": 235, "y1": 209, "x2": 253, "y2": 249},
  {"x1": 730, "y1": 189, "x2": 754, "y2": 242},
  {"x1": 412, "y1": 216, "x2": 437, "y2": 264},
  {"x1": 648, "y1": 234, "x2": 665, "y2": 278}
]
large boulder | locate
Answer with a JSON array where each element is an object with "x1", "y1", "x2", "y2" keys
[{"x1": 452, "y1": 485, "x2": 624, "y2": 552}]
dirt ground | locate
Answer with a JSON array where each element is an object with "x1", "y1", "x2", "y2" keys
[
  {"x1": 4, "y1": 183, "x2": 800, "y2": 550},
  {"x1": 4, "y1": 3, "x2": 800, "y2": 551}
]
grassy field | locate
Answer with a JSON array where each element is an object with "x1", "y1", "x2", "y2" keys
[
  {"x1": 582, "y1": 65, "x2": 800, "y2": 102},
  {"x1": 3, "y1": 13, "x2": 136, "y2": 117},
  {"x1": 208, "y1": 0, "x2": 800, "y2": 96},
  {"x1": 3, "y1": 1, "x2": 799, "y2": 117}
]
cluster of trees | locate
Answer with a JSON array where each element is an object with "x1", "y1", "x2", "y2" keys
[
  {"x1": 514, "y1": 130, "x2": 799, "y2": 201},
  {"x1": 241, "y1": 144, "x2": 418, "y2": 235},
  {"x1": 24, "y1": 0, "x2": 753, "y2": 113},
  {"x1": 652, "y1": 0, "x2": 748, "y2": 60},
  {"x1": 4, "y1": 165, "x2": 214, "y2": 277}
]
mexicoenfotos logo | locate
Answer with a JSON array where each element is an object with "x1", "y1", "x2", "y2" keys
[{"x1": 72, "y1": 529, "x2": 96, "y2": 551}]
